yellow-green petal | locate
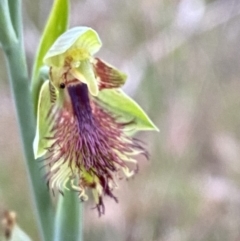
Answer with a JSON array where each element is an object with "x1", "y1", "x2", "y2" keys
[
  {"x1": 33, "y1": 80, "x2": 55, "y2": 159},
  {"x1": 71, "y1": 60, "x2": 99, "y2": 96},
  {"x1": 44, "y1": 27, "x2": 102, "y2": 67}
]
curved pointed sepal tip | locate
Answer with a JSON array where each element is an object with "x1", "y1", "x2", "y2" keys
[
  {"x1": 33, "y1": 80, "x2": 54, "y2": 159},
  {"x1": 96, "y1": 89, "x2": 159, "y2": 132},
  {"x1": 44, "y1": 27, "x2": 102, "y2": 67},
  {"x1": 33, "y1": 132, "x2": 42, "y2": 159}
]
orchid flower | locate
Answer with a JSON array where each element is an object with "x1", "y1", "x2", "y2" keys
[{"x1": 34, "y1": 27, "x2": 158, "y2": 215}]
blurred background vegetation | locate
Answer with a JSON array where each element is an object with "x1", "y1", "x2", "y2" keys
[{"x1": 1, "y1": 0, "x2": 240, "y2": 240}]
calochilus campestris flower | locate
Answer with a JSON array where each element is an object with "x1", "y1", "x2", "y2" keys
[{"x1": 34, "y1": 27, "x2": 158, "y2": 215}]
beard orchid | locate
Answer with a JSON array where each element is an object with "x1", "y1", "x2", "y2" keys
[{"x1": 33, "y1": 27, "x2": 158, "y2": 215}]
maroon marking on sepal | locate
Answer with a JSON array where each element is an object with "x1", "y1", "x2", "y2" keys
[{"x1": 94, "y1": 58, "x2": 124, "y2": 90}]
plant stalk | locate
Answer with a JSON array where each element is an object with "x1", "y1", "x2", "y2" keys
[
  {"x1": 54, "y1": 193, "x2": 83, "y2": 241},
  {"x1": 3, "y1": 40, "x2": 54, "y2": 241},
  {"x1": 0, "y1": 1, "x2": 54, "y2": 240}
]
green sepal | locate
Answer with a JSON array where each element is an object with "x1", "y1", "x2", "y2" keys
[
  {"x1": 32, "y1": 0, "x2": 69, "y2": 79},
  {"x1": 96, "y1": 89, "x2": 159, "y2": 132},
  {"x1": 33, "y1": 80, "x2": 55, "y2": 159},
  {"x1": 44, "y1": 27, "x2": 102, "y2": 67},
  {"x1": 31, "y1": 0, "x2": 69, "y2": 114}
]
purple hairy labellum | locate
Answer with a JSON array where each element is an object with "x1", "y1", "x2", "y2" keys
[{"x1": 34, "y1": 27, "x2": 158, "y2": 215}]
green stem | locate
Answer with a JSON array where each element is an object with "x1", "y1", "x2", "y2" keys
[
  {"x1": 8, "y1": 0, "x2": 22, "y2": 42},
  {"x1": 54, "y1": 193, "x2": 83, "y2": 241},
  {"x1": 0, "y1": 1, "x2": 54, "y2": 241},
  {"x1": 4, "y1": 40, "x2": 54, "y2": 241},
  {"x1": 4, "y1": 40, "x2": 55, "y2": 241},
  {"x1": 0, "y1": 0, "x2": 17, "y2": 45}
]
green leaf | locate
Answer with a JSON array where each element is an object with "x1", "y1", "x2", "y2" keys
[
  {"x1": 31, "y1": 0, "x2": 69, "y2": 115},
  {"x1": 44, "y1": 27, "x2": 102, "y2": 67},
  {"x1": 33, "y1": 80, "x2": 54, "y2": 159},
  {"x1": 96, "y1": 89, "x2": 159, "y2": 132}
]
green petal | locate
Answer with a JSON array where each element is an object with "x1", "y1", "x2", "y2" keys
[
  {"x1": 44, "y1": 27, "x2": 102, "y2": 66},
  {"x1": 33, "y1": 80, "x2": 55, "y2": 159},
  {"x1": 96, "y1": 89, "x2": 159, "y2": 132},
  {"x1": 93, "y1": 58, "x2": 127, "y2": 89},
  {"x1": 71, "y1": 60, "x2": 99, "y2": 96}
]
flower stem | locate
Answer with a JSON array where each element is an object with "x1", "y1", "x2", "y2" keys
[
  {"x1": 4, "y1": 42, "x2": 55, "y2": 241},
  {"x1": 54, "y1": 193, "x2": 83, "y2": 241},
  {"x1": 0, "y1": 1, "x2": 54, "y2": 241},
  {"x1": 8, "y1": 0, "x2": 23, "y2": 44},
  {"x1": 0, "y1": 0, "x2": 17, "y2": 45}
]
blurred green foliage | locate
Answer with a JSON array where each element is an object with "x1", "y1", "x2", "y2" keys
[{"x1": 1, "y1": 0, "x2": 240, "y2": 240}]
